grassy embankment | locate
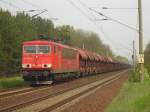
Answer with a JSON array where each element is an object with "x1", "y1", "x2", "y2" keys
[
  {"x1": 0, "y1": 76, "x2": 26, "y2": 89},
  {"x1": 106, "y1": 67, "x2": 150, "y2": 112}
]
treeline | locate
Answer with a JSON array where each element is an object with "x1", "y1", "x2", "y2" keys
[{"x1": 0, "y1": 9, "x2": 127, "y2": 75}]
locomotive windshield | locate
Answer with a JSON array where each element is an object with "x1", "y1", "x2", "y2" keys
[
  {"x1": 38, "y1": 46, "x2": 50, "y2": 54},
  {"x1": 24, "y1": 46, "x2": 36, "y2": 53},
  {"x1": 24, "y1": 45, "x2": 50, "y2": 54}
]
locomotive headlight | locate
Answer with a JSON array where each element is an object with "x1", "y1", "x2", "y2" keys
[
  {"x1": 42, "y1": 64, "x2": 52, "y2": 68},
  {"x1": 22, "y1": 64, "x2": 31, "y2": 68},
  {"x1": 22, "y1": 64, "x2": 27, "y2": 68},
  {"x1": 47, "y1": 64, "x2": 52, "y2": 68}
]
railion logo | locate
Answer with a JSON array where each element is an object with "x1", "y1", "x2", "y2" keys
[{"x1": 34, "y1": 55, "x2": 38, "y2": 65}]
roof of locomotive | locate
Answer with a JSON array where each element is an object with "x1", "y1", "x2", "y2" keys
[
  {"x1": 23, "y1": 40, "x2": 77, "y2": 51},
  {"x1": 22, "y1": 40, "x2": 115, "y2": 63},
  {"x1": 23, "y1": 40, "x2": 50, "y2": 45}
]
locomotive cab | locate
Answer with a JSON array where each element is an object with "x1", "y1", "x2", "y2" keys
[{"x1": 22, "y1": 40, "x2": 54, "y2": 84}]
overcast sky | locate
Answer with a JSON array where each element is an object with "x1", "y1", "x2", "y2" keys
[{"x1": 0, "y1": 0, "x2": 150, "y2": 60}]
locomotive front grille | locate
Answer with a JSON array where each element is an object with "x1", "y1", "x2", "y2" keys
[
  {"x1": 22, "y1": 70, "x2": 51, "y2": 82},
  {"x1": 22, "y1": 70, "x2": 50, "y2": 76}
]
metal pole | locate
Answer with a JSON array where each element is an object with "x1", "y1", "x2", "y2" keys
[
  {"x1": 135, "y1": 49, "x2": 137, "y2": 66},
  {"x1": 133, "y1": 40, "x2": 135, "y2": 68},
  {"x1": 138, "y1": 0, "x2": 144, "y2": 82},
  {"x1": 82, "y1": 43, "x2": 85, "y2": 49}
]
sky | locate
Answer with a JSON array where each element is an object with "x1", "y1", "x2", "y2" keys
[{"x1": 0, "y1": 0, "x2": 150, "y2": 60}]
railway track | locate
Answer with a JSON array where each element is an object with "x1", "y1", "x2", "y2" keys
[
  {"x1": 0, "y1": 87, "x2": 33, "y2": 98},
  {"x1": 0, "y1": 70, "x2": 128, "y2": 112},
  {"x1": 0, "y1": 86, "x2": 51, "y2": 99}
]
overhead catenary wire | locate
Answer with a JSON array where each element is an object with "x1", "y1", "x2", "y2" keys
[
  {"x1": 67, "y1": 0, "x2": 115, "y2": 55},
  {"x1": 66, "y1": 0, "x2": 92, "y2": 21},
  {"x1": 66, "y1": 0, "x2": 107, "y2": 37},
  {"x1": 89, "y1": 8, "x2": 139, "y2": 32},
  {"x1": 77, "y1": 0, "x2": 133, "y2": 56},
  {"x1": 77, "y1": 0, "x2": 116, "y2": 44},
  {"x1": 21, "y1": 0, "x2": 60, "y2": 23},
  {"x1": 76, "y1": 0, "x2": 132, "y2": 57},
  {"x1": 78, "y1": 0, "x2": 132, "y2": 58},
  {"x1": 67, "y1": 0, "x2": 138, "y2": 60},
  {"x1": 90, "y1": 7, "x2": 138, "y2": 10},
  {"x1": 67, "y1": 0, "x2": 112, "y2": 38},
  {"x1": 76, "y1": 0, "x2": 106, "y2": 31},
  {"x1": 69, "y1": 0, "x2": 111, "y2": 43},
  {"x1": 78, "y1": 0, "x2": 98, "y2": 21}
]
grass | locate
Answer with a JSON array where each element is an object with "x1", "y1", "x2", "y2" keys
[
  {"x1": 0, "y1": 76, "x2": 27, "y2": 89},
  {"x1": 105, "y1": 79, "x2": 150, "y2": 112}
]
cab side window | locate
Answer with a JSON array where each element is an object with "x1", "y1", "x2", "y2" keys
[{"x1": 54, "y1": 45, "x2": 57, "y2": 54}]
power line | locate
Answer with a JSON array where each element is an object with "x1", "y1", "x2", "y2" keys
[
  {"x1": 21, "y1": 0, "x2": 59, "y2": 22},
  {"x1": 66, "y1": 0, "x2": 92, "y2": 21},
  {"x1": 89, "y1": 8, "x2": 139, "y2": 32},
  {"x1": 91, "y1": 7, "x2": 138, "y2": 10},
  {"x1": 70, "y1": 0, "x2": 110, "y2": 34},
  {"x1": 77, "y1": 0, "x2": 133, "y2": 55},
  {"x1": 76, "y1": 0, "x2": 105, "y2": 31},
  {"x1": 78, "y1": 0, "x2": 98, "y2": 21},
  {"x1": 89, "y1": 7, "x2": 138, "y2": 55},
  {"x1": 76, "y1": 0, "x2": 132, "y2": 58},
  {"x1": 77, "y1": 0, "x2": 117, "y2": 46},
  {"x1": 66, "y1": 0, "x2": 105, "y2": 35}
]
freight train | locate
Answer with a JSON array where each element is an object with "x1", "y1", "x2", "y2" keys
[{"x1": 22, "y1": 40, "x2": 129, "y2": 84}]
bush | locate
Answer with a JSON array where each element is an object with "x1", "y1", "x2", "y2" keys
[
  {"x1": 129, "y1": 67, "x2": 140, "y2": 82},
  {"x1": 145, "y1": 65, "x2": 150, "y2": 77},
  {"x1": 0, "y1": 77, "x2": 26, "y2": 89},
  {"x1": 129, "y1": 65, "x2": 150, "y2": 83}
]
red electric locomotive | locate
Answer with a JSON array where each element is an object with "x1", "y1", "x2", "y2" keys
[
  {"x1": 22, "y1": 40, "x2": 80, "y2": 84},
  {"x1": 22, "y1": 40, "x2": 128, "y2": 84}
]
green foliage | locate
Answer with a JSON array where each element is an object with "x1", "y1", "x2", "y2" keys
[
  {"x1": 115, "y1": 55, "x2": 129, "y2": 63},
  {"x1": 145, "y1": 64, "x2": 150, "y2": 74},
  {"x1": 131, "y1": 93, "x2": 150, "y2": 112},
  {"x1": 69, "y1": 29, "x2": 114, "y2": 57},
  {"x1": 55, "y1": 25, "x2": 72, "y2": 43},
  {"x1": 129, "y1": 67, "x2": 140, "y2": 82},
  {"x1": 129, "y1": 66, "x2": 150, "y2": 83},
  {"x1": 0, "y1": 76, "x2": 26, "y2": 89},
  {"x1": 106, "y1": 79, "x2": 150, "y2": 112}
]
